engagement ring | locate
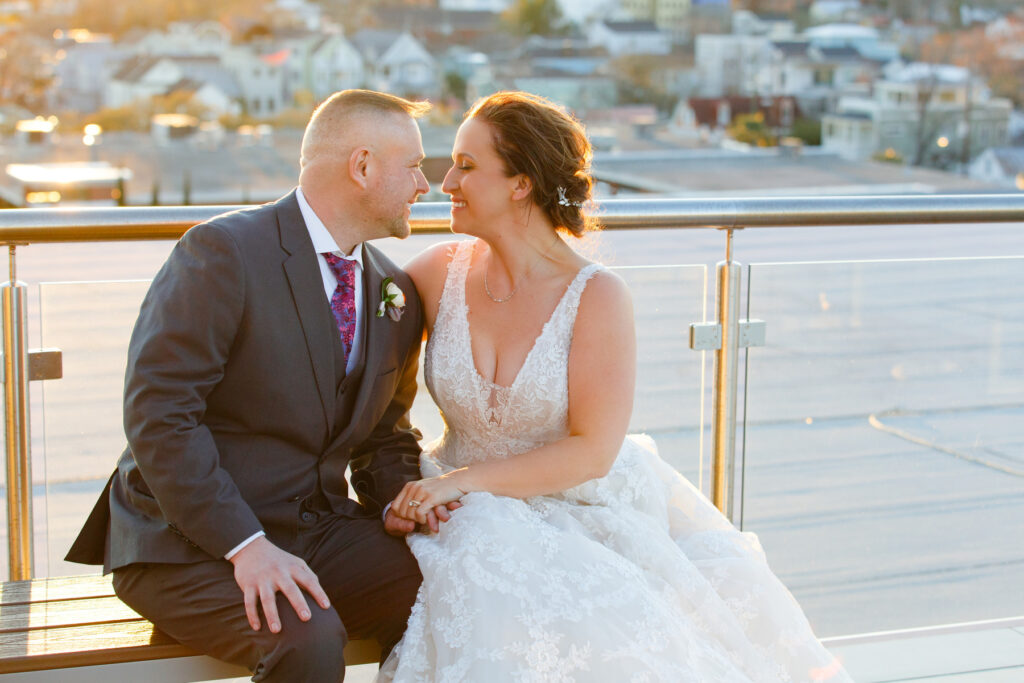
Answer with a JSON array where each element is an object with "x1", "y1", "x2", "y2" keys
[{"x1": 408, "y1": 500, "x2": 421, "y2": 508}]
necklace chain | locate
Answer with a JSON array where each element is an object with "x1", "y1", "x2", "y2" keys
[{"x1": 483, "y1": 233, "x2": 560, "y2": 304}]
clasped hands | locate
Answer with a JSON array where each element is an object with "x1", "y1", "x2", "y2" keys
[{"x1": 387, "y1": 470, "x2": 468, "y2": 534}]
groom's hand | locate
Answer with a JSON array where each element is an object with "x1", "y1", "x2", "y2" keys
[
  {"x1": 229, "y1": 536, "x2": 331, "y2": 633},
  {"x1": 427, "y1": 501, "x2": 463, "y2": 533},
  {"x1": 386, "y1": 501, "x2": 462, "y2": 534},
  {"x1": 384, "y1": 507, "x2": 417, "y2": 536}
]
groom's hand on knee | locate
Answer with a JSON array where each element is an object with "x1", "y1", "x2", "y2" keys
[{"x1": 229, "y1": 536, "x2": 331, "y2": 633}]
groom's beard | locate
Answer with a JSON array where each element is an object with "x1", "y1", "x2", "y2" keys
[
  {"x1": 385, "y1": 214, "x2": 412, "y2": 240},
  {"x1": 361, "y1": 188, "x2": 412, "y2": 241}
]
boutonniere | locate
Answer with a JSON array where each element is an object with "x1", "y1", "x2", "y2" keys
[{"x1": 377, "y1": 277, "x2": 406, "y2": 321}]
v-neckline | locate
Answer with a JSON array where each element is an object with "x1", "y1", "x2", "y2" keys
[{"x1": 461, "y1": 241, "x2": 589, "y2": 394}]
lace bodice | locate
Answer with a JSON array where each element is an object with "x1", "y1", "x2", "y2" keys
[{"x1": 423, "y1": 240, "x2": 602, "y2": 469}]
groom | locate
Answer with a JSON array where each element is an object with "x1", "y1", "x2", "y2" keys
[{"x1": 66, "y1": 90, "x2": 437, "y2": 682}]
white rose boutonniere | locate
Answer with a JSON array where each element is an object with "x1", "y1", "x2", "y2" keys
[{"x1": 377, "y1": 277, "x2": 406, "y2": 321}]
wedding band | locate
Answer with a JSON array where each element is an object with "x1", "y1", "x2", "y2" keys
[{"x1": 408, "y1": 500, "x2": 421, "y2": 508}]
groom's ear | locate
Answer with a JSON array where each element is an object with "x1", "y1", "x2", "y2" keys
[
  {"x1": 510, "y1": 174, "x2": 532, "y2": 202},
  {"x1": 349, "y1": 147, "x2": 371, "y2": 188}
]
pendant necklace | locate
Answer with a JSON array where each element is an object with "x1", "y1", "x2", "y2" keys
[{"x1": 483, "y1": 233, "x2": 561, "y2": 304}]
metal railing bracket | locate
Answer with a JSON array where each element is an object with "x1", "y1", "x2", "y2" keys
[
  {"x1": 689, "y1": 320, "x2": 767, "y2": 351},
  {"x1": 0, "y1": 349, "x2": 62, "y2": 382},
  {"x1": 738, "y1": 319, "x2": 766, "y2": 348},
  {"x1": 689, "y1": 322, "x2": 721, "y2": 350}
]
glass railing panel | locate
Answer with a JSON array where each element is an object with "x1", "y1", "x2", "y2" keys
[
  {"x1": 38, "y1": 280, "x2": 151, "y2": 578},
  {"x1": 741, "y1": 256, "x2": 1024, "y2": 638},
  {"x1": 31, "y1": 261, "x2": 709, "y2": 578},
  {"x1": 616, "y1": 265, "x2": 709, "y2": 486}
]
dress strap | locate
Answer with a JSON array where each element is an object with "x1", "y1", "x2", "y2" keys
[
  {"x1": 562, "y1": 263, "x2": 604, "y2": 318},
  {"x1": 548, "y1": 263, "x2": 604, "y2": 341}
]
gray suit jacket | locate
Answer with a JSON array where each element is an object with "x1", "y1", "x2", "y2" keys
[{"x1": 66, "y1": 191, "x2": 423, "y2": 572}]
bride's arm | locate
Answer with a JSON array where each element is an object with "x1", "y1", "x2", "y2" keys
[{"x1": 392, "y1": 270, "x2": 636, "y2": 517}]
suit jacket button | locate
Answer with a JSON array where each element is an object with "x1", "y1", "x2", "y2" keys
[{"x1": 301, "y1": 511, "x2": 316, "y2": 523}]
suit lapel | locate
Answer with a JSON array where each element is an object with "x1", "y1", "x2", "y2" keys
[
  {"x1": 277, "y1": 191, "x2": 336, "y2": 433},
  {"x1": 328, "y1": 242, "x2": 391, "y2": 450}
]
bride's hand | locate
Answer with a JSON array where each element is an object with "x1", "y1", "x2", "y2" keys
[{"x1": 393, "y1": 472, "x2": 468, "y2": 525}]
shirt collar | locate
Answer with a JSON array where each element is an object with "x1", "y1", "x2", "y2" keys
[{"x1": 296, "y1": 187, "x2": 364, "y2": 265}]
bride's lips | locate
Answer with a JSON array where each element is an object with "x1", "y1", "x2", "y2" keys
[{"x1": 450, "y1": 200, "x2": 466, "y2": 211}]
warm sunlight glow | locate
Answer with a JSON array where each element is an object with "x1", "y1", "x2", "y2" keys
[
  {"x1": 25, "y1": 191, "x2": 61, "y2": 204},
  {"x1": 6, "y1": 162, "x2": 127, "y2": 185},
  {"x1": 15, "y1": 118, "x2": 55, "y2": 134}
]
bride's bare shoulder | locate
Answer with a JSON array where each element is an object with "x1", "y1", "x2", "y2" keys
[
  {"x1": 405, "y1": 240, "x2": 467, "y2": 288},
  {"x1": 576, "y1": 266, "x2": 634, "y2": 328},
  {"x1": 404, "y1": 240, "x2": 470, "y2": 323}
]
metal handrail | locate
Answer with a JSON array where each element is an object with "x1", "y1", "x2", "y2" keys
[
  {"x1": 0, "y1": 194, "x2": 1022, "y2": 243},
  {"x1": 2, "y1": 195, "x2": 1023, "y2": 580}
]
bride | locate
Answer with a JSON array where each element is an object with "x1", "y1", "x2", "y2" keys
[{"x1": 379, "y1": 91, "x2": 851, "y2": 682}]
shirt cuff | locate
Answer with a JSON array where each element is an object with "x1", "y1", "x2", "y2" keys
[
  {"x1": 224, "y1": 531, "x2": 265, "y2": 560},
  {"x1": 382, "y1": 502, "x2": 392, "y2": 522}
]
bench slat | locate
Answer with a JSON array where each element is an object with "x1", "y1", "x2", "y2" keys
[
  {"x1": 0, "y1": 621, "x2": 190, "y2": 673},
  {"x1": 0, "y1": 575, "x2": 114, "y2": 606},
  {"x1": 0, "y1": 595, "x2": 143, "y2": 634}
]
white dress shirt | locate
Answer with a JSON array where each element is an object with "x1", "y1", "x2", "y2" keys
[{"x1": 226, "y1": 188, "x2": 369, "y2": 560}]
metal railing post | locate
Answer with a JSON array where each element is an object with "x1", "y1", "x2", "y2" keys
[
  {"x1": 2, "y1": 244, "x2": 33, "y2": 579},
  {"x1": 711, "y1": 229, "x2": 741, "y2": 522}
]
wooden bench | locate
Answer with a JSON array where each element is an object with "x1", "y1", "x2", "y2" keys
[{"x1": 0, "y1": 574, "x2": 380, "y2": 681}]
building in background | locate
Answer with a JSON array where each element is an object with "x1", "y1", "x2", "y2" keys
[
  {"x1": 968, "y1": 147, "x2": 1024, "y2": 189},
  {"x1": 590, "y1": 20, "x2": 673, "y2": 56},
  {"x1": 822, "y1": 62, "x2": 1012, "y2": 168}
]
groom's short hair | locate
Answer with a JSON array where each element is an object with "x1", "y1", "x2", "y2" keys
[
  {"x1": 301, "y1": 89, "x2": 430, "y2": 163},
  {"x1": 311, "y1": 89, "x2": 431, "y2": 124}
]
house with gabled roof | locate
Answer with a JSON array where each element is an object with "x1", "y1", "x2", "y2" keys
[
  {"x1": 283, "y1": 33, "x2": 364, "y2": 101},
  {"x1": 354, "y1": 30, "x2": 439, "y2": 98},
  {"x1": 105, "y1": 56, "x2": 184, "y2": 109},
  {"x1": 968, "y1": 147, "x2": 1024, "y2": 189},
  {"x1": 165, "y1": 77, "x2": 240, "y2": 116},
  {"x1": 590, "y1": 20, "x2": 671, "y2": 57}
]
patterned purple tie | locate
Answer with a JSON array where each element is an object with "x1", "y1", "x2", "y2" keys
[{"x1": 323, "y1": 253, "x2": 357, "y2": 365}]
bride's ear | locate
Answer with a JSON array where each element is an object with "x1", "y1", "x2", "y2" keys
[{"x1": 510, "y1": 174, "x2": 533, "y2": 202}]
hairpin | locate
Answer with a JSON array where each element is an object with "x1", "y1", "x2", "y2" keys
[{"x1": 557, "y1": 186, "x2": 582, "y2": 208}]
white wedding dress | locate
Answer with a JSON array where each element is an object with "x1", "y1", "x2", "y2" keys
[{"x1": 378, "y1": 240, "x2": 851, "y2": 682}]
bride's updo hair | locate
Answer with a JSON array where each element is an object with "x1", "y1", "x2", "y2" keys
[{"x1": 465, "y1": 91, "x2": 597, "y2": 237}]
